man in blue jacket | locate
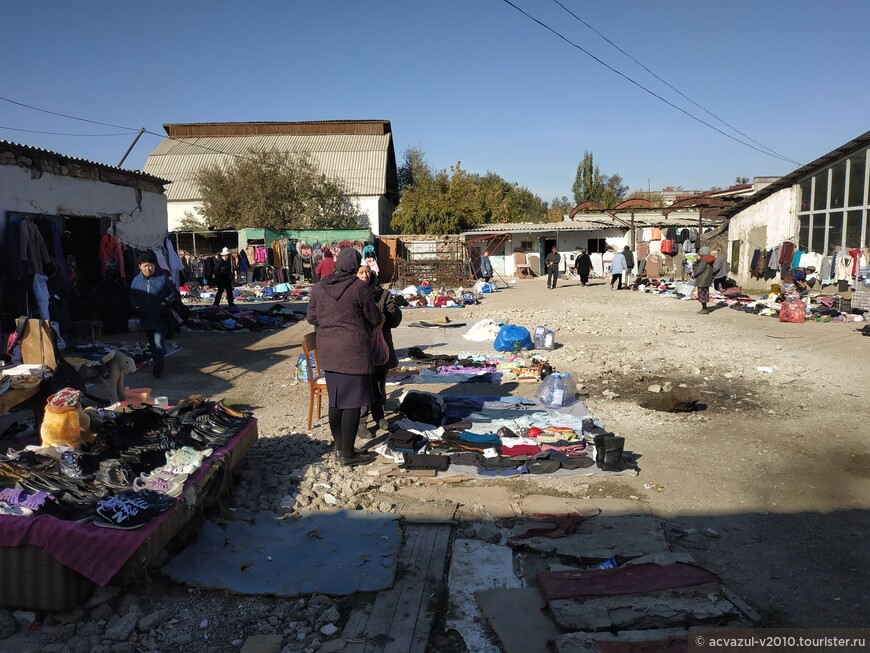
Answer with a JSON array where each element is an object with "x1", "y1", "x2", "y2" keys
[{"x1": 129, "y1": 251, "x2": 177, "y2": 379}]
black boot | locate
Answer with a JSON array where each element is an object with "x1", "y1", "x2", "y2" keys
[
  {"x1": 601, "y1": 436, "x2": 625, "y2": 471},
  {"x1": 593, "y1": 434, "x2": 609, "y2": 467}
]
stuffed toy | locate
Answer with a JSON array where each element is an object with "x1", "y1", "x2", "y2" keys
[
  {"x1": 40, "y1": 387, "x2": 93, "y2": 448},
  {"x1": 100, "y1": 350, "x2": 137, "y2": 405}
]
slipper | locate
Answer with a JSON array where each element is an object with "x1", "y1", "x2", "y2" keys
[
  {"x1": 527, "y1": 460, "x2": 561, "y2": 474},
  {"x1": 560, "y1": 456, "x2": 595, "y2": 470}
]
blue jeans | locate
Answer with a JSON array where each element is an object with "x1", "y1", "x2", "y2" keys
[{"x1": 145, "y1": 328, "x2": 166, "y2": 374}]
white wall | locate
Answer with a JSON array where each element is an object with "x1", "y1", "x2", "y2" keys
[
  {"x1": 168, "y1": 194, "x2": 394, "y2": 236},
  {"x1": 728, "y1": 186, "x2": 798, "y2": 287},
  {"x1": 0, "y1": 165, "x2": 168, "y2": 248}
]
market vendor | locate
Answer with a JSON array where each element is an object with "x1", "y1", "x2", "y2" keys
[{"x1": 791, "y1": 266, "x2": 818, "y2": 290}]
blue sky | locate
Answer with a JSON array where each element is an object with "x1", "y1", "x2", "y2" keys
[{"x1": 2, "y1": 1, "x2": 869, "y2": 203}]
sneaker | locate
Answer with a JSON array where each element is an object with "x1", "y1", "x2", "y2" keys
[
  {"x1": 134, "y1": 475, "x2": 184, "y2": 497},
  {"x1": 377, "y1": 418, "x2": 390, "y2": 432}
]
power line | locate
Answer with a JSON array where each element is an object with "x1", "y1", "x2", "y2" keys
[
  {"x1": 499, "y1": 0, "x2": 802, "y2": 166},
  {"x1": 0, "y1": 125, "x2": 132, "y2": 137},
  {"x1": 0, "y1": 95, "x2": 140, "y2": 132},
  {"x1": 0, "y1": 94, "x2": 403, "y2": 194},
  {"x1": 552, "y1": 0, "x2": 796, "y2": 163}
]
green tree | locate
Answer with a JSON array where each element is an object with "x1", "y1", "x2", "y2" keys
[
  {"x1": 398, "y1": 146, "x2": 430, "y2": 192},
  {"x1": 735, "y1": 176, "x2": 750, "y2": 184},
  {"x1": 571, "y1": 151, "x2": 626, "y2": 208},
  {"x1": 392, "y1": 157, "x2": 546, "y2": 234},
  {"x1": 549, "y1": 195, "x2": 574, "y2": 212},
  {"x1": 194, "y1": 149, "x2": 363, "y2": 230},
  {"x1": 627, "y1": 189, "x2": 664, "y2": 205}
]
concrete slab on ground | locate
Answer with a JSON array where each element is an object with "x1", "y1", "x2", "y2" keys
[
  {"x1": 508, "y1": 514, "x2": 668, "y2": 561},
  {"x1": 396, "y1": 485, "x2": 518, "y2": 519},
  {"x1": 549, "y1": 582, "x2": 738, "y2": 631},
  {"x1": 553, "y1": 628, "x2": 690, "y2": 653},
  {"x1": 475, "y1": 586, "x2": 561, "y2": 653},
  {"x1": 371, "y1": 494, "x2": 458, "y2": 522},
  {"x1": 447, "y1": 539, "x2": 522, "y2": 653}
]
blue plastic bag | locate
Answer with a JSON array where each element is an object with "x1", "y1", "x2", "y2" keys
[
  {"x1": 296, "y1": 352, "x2": 317, "y2": 382},
  {"x1": 493, "y1": 324, "x2": 533, "y2": 352}
]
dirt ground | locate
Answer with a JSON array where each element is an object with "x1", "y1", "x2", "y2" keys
[
  {"x1": 4, "y1": 275, "x2": 868, "y2": 648},
  {"x1": 145, "y1": 276, "x2": 869, "y2": 629}
]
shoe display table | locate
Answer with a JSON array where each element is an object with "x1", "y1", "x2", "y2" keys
[{"x1": 0, "y1": 418, "x2": 258, "y2": 612}]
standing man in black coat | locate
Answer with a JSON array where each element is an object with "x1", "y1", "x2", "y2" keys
[
  {"x1": 212, "y1": 247, "x2": 235, "y2": 308},
  {"x1": 545, "y1": 246, "x2": 561, "y2": 290}
]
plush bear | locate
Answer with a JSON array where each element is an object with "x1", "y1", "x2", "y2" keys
[
  {"x1": 100, "y1": 350, "x2": 137, "y2": 405},
  {"x1": 40, "y1": 387, "x2": 86, "y2": 448}
]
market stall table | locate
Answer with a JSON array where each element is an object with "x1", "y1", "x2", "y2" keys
[{"x1": 0, "y1": 417, "x2": 258, "y2": 612}]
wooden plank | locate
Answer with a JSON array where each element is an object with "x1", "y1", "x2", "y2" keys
[
  {"x1": 407, "y1": 524, "x2": 452, "y2": 653},
  {"x1": 380, "y1": 524, "x2": 439, "y2": 653},
  {"x1": 355, "y1": 524, "x2": 432, "y2": 652},
  {"x1": 342, "y1": 524, "x2": 452, "y2": 653}
]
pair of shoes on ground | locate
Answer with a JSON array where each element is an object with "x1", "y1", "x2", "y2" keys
[{"x1": 698, "y1": 308, "x2": 711, "y2": 314}]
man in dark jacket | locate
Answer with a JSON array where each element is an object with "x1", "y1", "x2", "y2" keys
[
  {"x1": 307, "y1": 248, "x2": 382, "y2": 466},
  {"x1": 545, "y1": 246, "x2": 561, "y2": 290},
  {"x1": 479, "y1": 251, "x2": 493, "y2": 283},
  {"x1": 622, "y1": 246, "x2": 635, "y2": 284},
  {"x1": 130, "y1": 251, "x2": 177, "y2": 378},
  {"x1": 212, "y1": 247, "x2": 235, "y2": 308}
]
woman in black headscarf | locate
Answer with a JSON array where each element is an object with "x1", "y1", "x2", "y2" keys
[{"x1": 307, "y1": 248, "x2": 383, "y2": 466}]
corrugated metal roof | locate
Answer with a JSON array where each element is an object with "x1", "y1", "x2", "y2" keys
[
  {"x1": 723, "y1": 130, "x2": 870, "y2": 217},
  {"x1": 1, "y1": 139, "x2": 169, "y2": 185},
  {"x1": 143, "y1": 134, "x2": 393, "y2": 200},
  {"x1": 461, "y1": 211, "x2": 713, "y2": 235}
]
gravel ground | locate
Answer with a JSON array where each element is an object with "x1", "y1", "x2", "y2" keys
[{"x1": 2, "y1": 278, "x2": 868, "y2": 651}]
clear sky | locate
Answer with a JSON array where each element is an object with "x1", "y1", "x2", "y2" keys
[{"x1": 2, "y1": 1, "x2": 869, "y2": 203}]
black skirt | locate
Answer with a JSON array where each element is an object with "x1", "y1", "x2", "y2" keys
[{"x1": 324, "y1": 371, "x2": 373, "y2": 409}]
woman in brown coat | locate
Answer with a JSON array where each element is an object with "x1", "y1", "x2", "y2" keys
[{"x1": 307, "y1": 248, "x2": 382, "y2": 466}]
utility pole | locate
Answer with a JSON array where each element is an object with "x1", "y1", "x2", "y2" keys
[{"x1": 118, "y1": 128, "x2": 146, "y2": 168}]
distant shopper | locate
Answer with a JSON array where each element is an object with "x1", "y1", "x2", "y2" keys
[
  {"x1": 692, "y1": 247, "x2": 716, "y2": 314},
  {"x1": 130, "y1": 251, "x2": 177, "y2": 379},
  {"x1": 212, "y1": 247, "x2": 235, "y2": 308},
  {"x1": 479, "y1": 251, "x2": 493, "y2": 283},
  {"x1": 609, "y1": 248, "x2": 627, "y2": 290},
  {"x1": 546, "y1": 246, "x2": 561, "y2": 289},
  {"x1": 316, "y1": 248, "x2": 335, "y2": 279},
  {"x1": 711, "y1": 249, "x2": 728, "y2": 291},
  {"x1": 622, "y1": 246, "x2": 635, "y2": 284},
  {"x1": 574, "y1": 249, "x2": 592, "y2": 286}
]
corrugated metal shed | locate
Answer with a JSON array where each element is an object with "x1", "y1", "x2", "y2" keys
[{"x1": 143, "y1": 131, "x2": 395, "y2": 201}]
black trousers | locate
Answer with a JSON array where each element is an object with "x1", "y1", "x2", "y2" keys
[
  {"x1": 213, "y1": 279, "x2": 234, "y2": 306},
  {"x1": 547, "y1": 269, "x2": 558, "y2": 288}
]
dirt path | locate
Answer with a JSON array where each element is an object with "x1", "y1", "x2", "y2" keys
[{"x1": 146, "y1": 280, "x2": 870, "y2": 629}]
